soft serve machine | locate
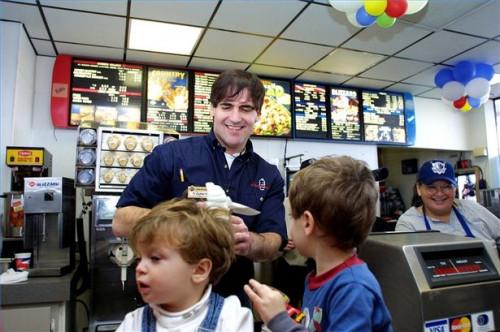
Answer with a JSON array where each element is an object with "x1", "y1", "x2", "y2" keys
[{"x1": 81, "y1": 125, "x2": 174, "y2": 332}]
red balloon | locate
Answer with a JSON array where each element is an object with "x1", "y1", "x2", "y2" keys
[
  {"x1": 453, "y1": 96, "x2": 467, "y2": 109},
  {"x1": 385, "y1": 0, "x2": 408, "y2": 18}
]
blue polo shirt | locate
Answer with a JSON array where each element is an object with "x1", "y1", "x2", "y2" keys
[{"x1": 117, "y1": 131, "x2": 287, "y2": 296}]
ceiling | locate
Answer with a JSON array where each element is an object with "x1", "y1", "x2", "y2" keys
[{"x1": 2, "y1": 0, "x2": 500, "y2": 99}]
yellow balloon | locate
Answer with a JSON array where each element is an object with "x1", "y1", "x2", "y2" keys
[
  {"x1": 460, "y1": 101, "x2": 472, "y2": 112},
  {"x1": 364, "y1": 0, "x2": 387, "y2": 16}
]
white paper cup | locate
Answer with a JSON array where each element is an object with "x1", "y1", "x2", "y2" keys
[{"x1": 14, "y1": 252, "x2": 31, "y2": 271}]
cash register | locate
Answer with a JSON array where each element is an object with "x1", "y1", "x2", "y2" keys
[{"x1": 359, "y1": 232, "x2": 500, "y2": 332}]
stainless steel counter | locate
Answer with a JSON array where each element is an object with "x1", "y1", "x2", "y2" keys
[{"x1": 1, "y1": 272, "x2": 73, "y2": 306}]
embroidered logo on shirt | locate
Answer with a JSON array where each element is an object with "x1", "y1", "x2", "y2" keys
[
  {"x1": 250, "y1": 178, "x2": 270, "y2": 191},
  {"x1": 431, "y1": 161, "x2": 447, "y2": 175}
]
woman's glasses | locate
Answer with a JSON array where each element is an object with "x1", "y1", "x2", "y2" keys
[{"x1": 423, "y1": 184, "x2": 455, "y2": 194}]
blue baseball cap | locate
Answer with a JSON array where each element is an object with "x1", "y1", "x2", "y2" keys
[{"x1": 418, "y1": 160, "x2": 457, "y2": 186}]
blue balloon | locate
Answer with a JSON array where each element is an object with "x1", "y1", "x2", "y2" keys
[
  {"x1": 475, "y1": 63, "x2": 495, "y2": 81},
  {"x1": 453, "y1": 61, "x2": 476, "y2": 85},
  {"x1": 468, "y1": 96, "x2": 481, "y2": 108},
  {"x1": 434, "y1": 69, "x2": 454, "y2": 88},
  {"x1": 356, "y1": 6, "x2": 376, "y2": 27}
]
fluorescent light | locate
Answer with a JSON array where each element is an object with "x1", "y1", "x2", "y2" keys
[{"x1": 128, "y1": 19, "x2": 202, "y2": 55}]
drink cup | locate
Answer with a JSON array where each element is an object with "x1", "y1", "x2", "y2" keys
[{"x1": 14, "y1": 252, "x2": 31, "y2": 271}]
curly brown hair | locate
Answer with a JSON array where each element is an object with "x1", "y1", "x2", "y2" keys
[
  {"x1": 288, "y1": 156, "x2": 378, "y2": 250},
  {"x1": 129, "y1": 198, "x2": 235, "y2": 285}
]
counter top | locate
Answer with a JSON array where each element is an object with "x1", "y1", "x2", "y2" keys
[{"x1": 0, "y1": 272, "x2": 73, "y2": 306}]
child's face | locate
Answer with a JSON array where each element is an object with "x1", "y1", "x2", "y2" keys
[
  {"x1": 290, "y1": 213, "x2": 309, "y2": 257},
  {"x1": 135, "y1": 241, "x2": 200, "y2": 312}
]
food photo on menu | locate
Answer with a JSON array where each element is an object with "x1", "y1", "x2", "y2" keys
[
  {"x1": 147, "y1": 68, "x2": 189, "y2": 131},
  {"x1": 254, "y1": 79, "x2": 292, "y2": 137}
]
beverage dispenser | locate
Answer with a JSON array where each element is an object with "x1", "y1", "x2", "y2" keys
[{"x1": 23, "y1": 177, "x2": 75, "y2": 276}]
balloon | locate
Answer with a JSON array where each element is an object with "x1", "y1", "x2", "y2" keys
[
  {"x1": 460, "y1": 101, "x2": 472, "y2": 112},
  {"x1": 479, "y1": 94, "x2": 490, "y2": 104},
  {"x1": 434, "y1": 68, "x2": 454, "y2": 88},
  {"x1": 329, "y1": 0, "x2": 364, "y2": 13},
  {"x1": 376, "y1": 12, "x2": 396, "y2": 28},
  {"x1": 468, "y1": 97, "x2": 481, "y2": 108},
  {"x1": 475, "y1": 63, "x2": 495, "y2": 81},
  {"x1": 465, "y1": 77, "x2": 490, "y2": 98},
  {"x1": 406, "y1": 0, "x2": 428, "y2": 14},
  {"x1": 441, "y1": 81, "x2": 465, "y2": 101},
  {"x1": 385, "y1": 0, "x2": 408, "y2": 17},
  {"x1": 453, "y1": 96, "x2": 467, "y2": 109},
  {"x1": 364, "y1": 0, "x2": 387, "y2": 16},
  {"x1": 346, "y1": 11, "x2": 364, "y2": 27},
  {"x1": 453, "y1": 61, "x2": 476, "y2": 85},
  {"x1": 356, "y1": 6, "x2": 377, "y2": 26}
]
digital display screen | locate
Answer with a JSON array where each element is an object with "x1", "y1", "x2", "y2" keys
[
  {"x1": 417, "y1": 246, "x2": 499, "y2": 288},
  {"x1": 147, "y1": 68, "x2": 189, "y2": 132},
  {"x1": 193, "y1": 71, "x2": 219, "y2": 133},
  {"x1": 456, "y1": 173, "x2": 478, "y2": 201},
  {"x1": 294, "y1": 83, "x2": 328, "y2": 139},
  {"x1": 362, "y1": 91, "x2": 406, "y2": 144},
  {"x1": 330, "y1": 88, "x2": 361, "y2": 141},
  {"x1": 70, "y1": 60, "x2": 143, "y2": 126},
  {"x1": 254, "y1": 78, "x2": 292, "y2": 137}
]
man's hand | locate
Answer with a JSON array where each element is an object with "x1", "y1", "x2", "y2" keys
[
  {"x1": 244, "y1": 279, "x2": 287, "y2": 324},
  {"x1": 231, "y1": 215, "x2": 252, "y2": 256}
]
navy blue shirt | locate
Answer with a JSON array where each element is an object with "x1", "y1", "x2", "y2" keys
[{"x1": 117, "y1": 131, "x2": 287, "y2": 297}]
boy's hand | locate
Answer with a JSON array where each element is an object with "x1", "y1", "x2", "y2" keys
[{"x1": 244, "y1": 279, "x2": 287, "y2": 324}]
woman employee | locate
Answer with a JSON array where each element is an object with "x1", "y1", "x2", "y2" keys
[{"x1": 396, "y1": 160, "x2": 500, "y2": 251}]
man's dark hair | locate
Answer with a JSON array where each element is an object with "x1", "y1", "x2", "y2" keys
[{"x1": 210, "y1": 69, "x2": 265, "y2": 112}]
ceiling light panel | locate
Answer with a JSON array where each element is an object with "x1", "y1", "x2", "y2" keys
[{"x1": 128, "y1": 19, "x2": 202, "y2": 55}]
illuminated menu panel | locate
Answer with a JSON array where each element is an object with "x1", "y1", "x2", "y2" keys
[
  {"x1": 294, "y1": 83, "x2": 328, "y2": 139},
  {"x1": 362, "y1": 91, "x2": 406, "y2": 144},
  {"x1": 330, "y1": 88, "x2": 361, "y2": 141},
  {"x1": 147, "y1": 68, "x2": 189, "y2": 132},
  {"x1": 70, "y1": 60, "x2": 143, "y2": 126},
  {"x1": 193, "y1": 72, "x2": 219, "y2": 133},
  {"x1": 254, "y1": 78, "x2": 292, "y2": 137}
]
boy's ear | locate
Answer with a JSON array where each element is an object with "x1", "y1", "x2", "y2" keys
[
  {"x1": 192, "y1": 258, "x2": 212, "y2": 284},
  {"x1": 302, "y1": 210, "x2": 316, "y2": 236}
]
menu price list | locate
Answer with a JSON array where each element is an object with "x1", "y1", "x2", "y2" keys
[
  {"x1": 70, "y1": 60, "x2": 143, "y2": 126},
  {"x1": 147, "y1": 68, "x2": 189, "y2": 132},
  {"x1": 193, "y1": 72, "x2": 219, "y2": 133},
  {"x1": 294, "y1": 83, "x2": 328, "y2": 139},
  {"x1": 362, "y1": 91, "x2": 406, "y2": 144},
  {"x1": 330, "y1": 88, "x2": 361, "y2": 141}
]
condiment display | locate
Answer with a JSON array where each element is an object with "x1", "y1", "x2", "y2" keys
[{"x1": 95, "y1": 127, "x2": 163, "y2": 192}]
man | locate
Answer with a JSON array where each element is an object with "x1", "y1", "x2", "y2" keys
[{"x1": 112, "y1": 69, "x2": 287, "y2": 302}]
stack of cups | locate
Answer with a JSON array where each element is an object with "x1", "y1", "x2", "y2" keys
[{"x1": 14, "y1": 252, "x2": 31, "y2": 271}]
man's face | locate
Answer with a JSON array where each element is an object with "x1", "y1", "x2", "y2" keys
[{"x1": 212, "y1": 88, "x2": 258, "y2": 155}]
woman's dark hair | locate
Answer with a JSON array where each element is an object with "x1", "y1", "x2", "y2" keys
[{"x1": 411, "y1": 183, "x2": 423, "y2": 207}]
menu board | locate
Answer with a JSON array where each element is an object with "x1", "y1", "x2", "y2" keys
[
  {"x1": 362, "y1": 91, "x2": 406, "y2": 144},
  {"x1": 254, "y1": 79, "x2": 292, "y2": 137},
  {"x1": 193, "y1": 71, "x2": 219, "y2": 133},
  {"x1": 330, "y1": 88, "x2": 361, "y2": 141},
  {"x1": 294, "y1": 83, "x2": 328, "y2": 139},
  {"x1": 147, "y1": 68, "x2": 189, "y2": 132},
  {"x1": 70, "y1": 60, "x2": 143, "y2": 126}
]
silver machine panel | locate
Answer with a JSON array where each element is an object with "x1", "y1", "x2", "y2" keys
[
  {"x1": 23, "y1": 177, "x2": 75, "y2": 276},
  {"x1": 359, "y1": 232, "x2": 500, "y2": 332}
]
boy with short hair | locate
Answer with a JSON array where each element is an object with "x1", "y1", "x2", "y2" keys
[
  {"x1": 117, "y1": 198, "x2": 253, "y2": 332},
  {"x1": 245, "y1": 156, "x2": 393, "y2": 332}
]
